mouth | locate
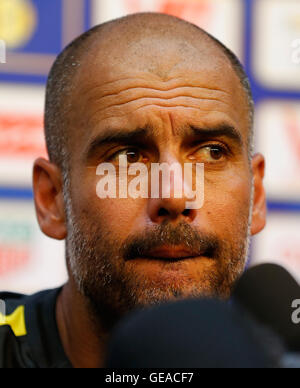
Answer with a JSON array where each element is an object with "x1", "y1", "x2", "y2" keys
[{"x1": 138, "y1": 245, "x2": 206, "y2": 262}]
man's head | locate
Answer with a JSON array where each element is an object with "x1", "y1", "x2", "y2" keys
[{"x1": 34, "y1": 13, "x2": 266, "y2": 324}]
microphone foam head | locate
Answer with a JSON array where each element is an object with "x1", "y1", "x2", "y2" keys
[
  {"x1": 234, "y1": 263, "x2": 300, "y2": 351},
  {"x1": 106, "y1": 298, "x2": 277, "y2": 368}
]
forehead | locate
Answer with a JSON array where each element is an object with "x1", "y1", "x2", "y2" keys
[
  {"x1": 68, "y1": 34, "x2": 249, "y2": 150},
  {"x1": 79, "y1": 30, "x2": 238, "y2": 82}
]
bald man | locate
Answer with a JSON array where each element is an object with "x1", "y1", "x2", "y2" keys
[{"x1": 0, "y1": 13, "x2": 266, "y2": 368}]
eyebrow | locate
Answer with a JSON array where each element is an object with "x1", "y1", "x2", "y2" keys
[
  {"x1": 84, "y1": 126, "x2": 151, "y2": 160},
  {"x1": 189, "y1": 124, "x2": 243, "y2": 146},
  {"x1": 84, "y1": 123, "x2": 243, "y2": 160}
]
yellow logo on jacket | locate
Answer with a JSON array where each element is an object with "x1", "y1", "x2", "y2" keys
[{"x1": 0, "y1": 305, "x2": 27, "y2": 337}]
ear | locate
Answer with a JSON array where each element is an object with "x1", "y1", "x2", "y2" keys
[
  {"x1": 33, "y1": 158, "x2": 67, "y2": 240},
  {"x1": 250, "y1": 153, "x2": 267, "y2": 236}
]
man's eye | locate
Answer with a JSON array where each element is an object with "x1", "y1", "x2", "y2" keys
[
  {"x1": 194, "y1": 145, "x2": 228, "y2": 162},
  {"x1": 111, "y1": 148, "x2": 143, "y2": 164}
]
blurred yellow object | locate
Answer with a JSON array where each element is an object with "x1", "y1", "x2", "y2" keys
[
  {"x1": 0, "y1": 305, "x2": 27, "y2": 337},
  {"x1": 0, "y1": 0, "x2": 37, "y2": 49}
]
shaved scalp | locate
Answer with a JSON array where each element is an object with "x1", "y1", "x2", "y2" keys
[{"x1": 45, "y1": 13, "x2": 254, "y2": 173}]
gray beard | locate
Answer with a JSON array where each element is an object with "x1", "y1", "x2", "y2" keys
[{"x1": 63, "y1": 176, "x2": 254, "y2": 327}]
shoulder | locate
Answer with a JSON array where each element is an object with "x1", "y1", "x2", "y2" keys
[
  {"x1": 0, "y1": 289, "x2": 64, "y2": 368},
  {"x1": 0, "y1": 291, "x2": 32, "y2": 367},
  {"x1": 0, "y1": 291, "x2": 27, "y2": 336}
]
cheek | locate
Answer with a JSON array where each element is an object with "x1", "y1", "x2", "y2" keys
[
  {"x1": 203, "y1": 170, "x2": 252, "y2": 238},
  {"x1": 72, "y1": 170, "x2": 147, "y2": 239},
  {"x1": 93, "y1": 198, "x2": 147, "y2": 236}
]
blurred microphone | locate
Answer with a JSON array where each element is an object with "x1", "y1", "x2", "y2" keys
[
  {"x1": 233, "y1": 263, "x2": 300, "y2": 352},
  {"x1": 106, "y1": 298, "x2": 280, "y2": 368},
  {"x1": 233, "y1": 263, "x2": 300, "y2": 368}
]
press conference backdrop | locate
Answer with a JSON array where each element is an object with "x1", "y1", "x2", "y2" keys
[{"x1": 0, "y1": 0, "x2": 299, "y2": 294}]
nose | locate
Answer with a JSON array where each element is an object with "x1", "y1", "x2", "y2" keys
[
  {"x1": 147, "y1": 196, "x2": 197, "y2": 224},
  {"x1": 147, "y1": 159, "x2": 199, "y2": 224}
]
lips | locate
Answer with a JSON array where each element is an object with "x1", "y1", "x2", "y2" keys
[{"x1": 140, "y1": 245, "x2": 203, "y2": 261}]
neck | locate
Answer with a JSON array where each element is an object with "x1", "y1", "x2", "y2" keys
[{"x1": 56, "y1": 279, "x2": 110, "y2": 368}]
